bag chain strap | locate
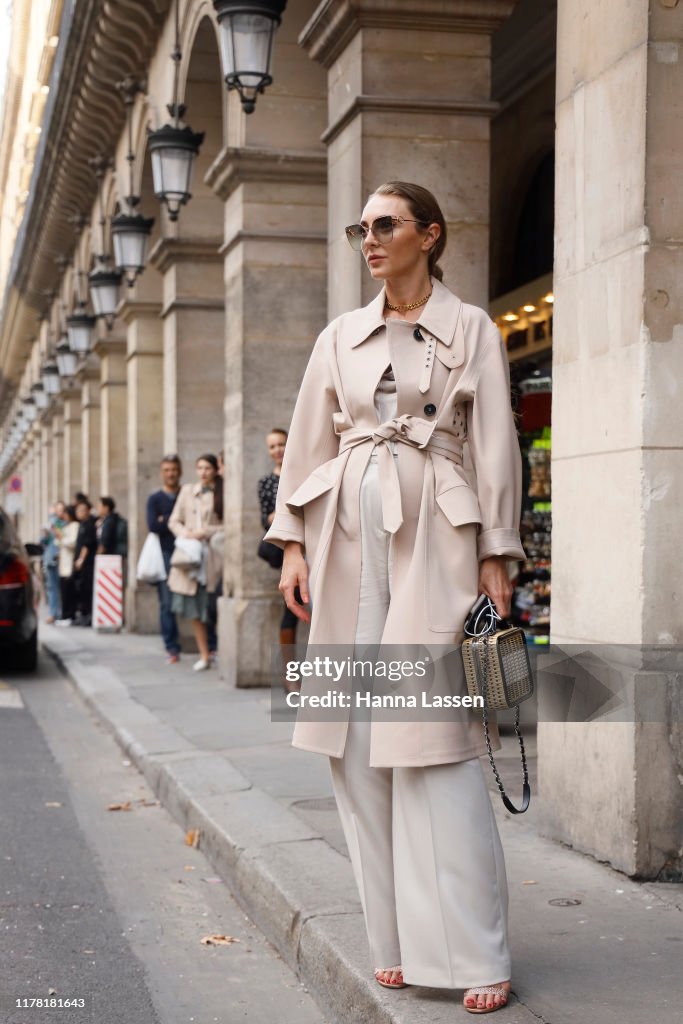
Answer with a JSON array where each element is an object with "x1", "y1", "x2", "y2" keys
[{"x1": 478, "y1": 635, "x2": 531, "y2": 815}]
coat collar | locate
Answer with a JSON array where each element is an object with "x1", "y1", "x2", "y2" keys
[{"x1": 347, "y1": 277, "x2": 465, "y2": 366}]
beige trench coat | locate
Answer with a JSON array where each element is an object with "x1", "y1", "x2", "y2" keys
[
  {"x1": 265, "y1": 278, "x2": 525, "y2": 767},
  {"x1": 168, "y1": 482, "x2": 223, "y2": 596}
]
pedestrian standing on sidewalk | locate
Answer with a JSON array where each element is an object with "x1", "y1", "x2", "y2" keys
[
  {"x1": 168, "y1": 453, "x2": 223, "y2": 672},
  {"x1": 147, "y1": 455, "x2": 182, "y2": 664},
  {"x1": 206, "y1": 455, "x2": 224, "y2": 660},
  {"x1": 41, "y1": 501, "x2": 65, "y2": 623},
  {"x1": 257, "y1": 429, "x2": 300, "y2": 691},
  {"x1": 96, "y1": 497, "x2": 119, "y2": 555},
  {"x1": 73, "y1": 498, "x2": 98, "y2": 626},
  {"x1": 56, "y1": 505, "x2": 79, "y2": 625},
  {"x1": 265, "y1": 182, "x2": 525, "y2": 1014}
]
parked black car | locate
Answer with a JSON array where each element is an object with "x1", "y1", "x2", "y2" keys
[{"x1": 0, "y1": 505, "x2": 38, "y2": 671}]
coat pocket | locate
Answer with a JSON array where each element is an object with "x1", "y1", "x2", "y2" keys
[
  {"x1": 435, "y1": 481, "x2": 482, "y2": 527},
  {"x1": 286, "y1": 459, "x2": 339, "y2": 511}
]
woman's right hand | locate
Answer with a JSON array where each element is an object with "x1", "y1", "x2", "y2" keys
[{"x1": 279, "y1": 542, "x2": 310, "y2": 624}]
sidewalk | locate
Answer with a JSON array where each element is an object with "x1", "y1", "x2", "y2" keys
[{"x1": 41, "y1": 625, "x2": 682, "y2": 1024}]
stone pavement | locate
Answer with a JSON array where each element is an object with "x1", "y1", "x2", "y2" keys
[{"x1": 41, "y1": 625, "x2": 682, "y2": 1024}]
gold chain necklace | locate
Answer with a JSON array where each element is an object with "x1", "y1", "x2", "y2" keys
[{"x1": 384, "y1": 289, "x2": 432, "y2": 313}]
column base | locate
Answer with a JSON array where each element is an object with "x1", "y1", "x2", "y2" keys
[
  {"x1": 217, "y1": 595, "x2": 309, "y2": 688},
  {"x1": 125, "y1": 583, "x2": 160, "y2": 634}
]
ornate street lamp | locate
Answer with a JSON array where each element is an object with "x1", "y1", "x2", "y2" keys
[
  {"x1": 41, "y1": 360, "x2": 61, "y2": 396},
  {"x1": 88, "y1": 156, "x2": 122, "y2": 324},
  {"x1": 31, "y1": 382, "x2": 48, "y2": 411},
  {"x1": 56, "y1": 338, "x2": 78, "y2": 378},
  {"x1": 22, "y1": 396, "x2": 38, "y2": 424},
  {"x1": 66, "y1": 266, "x2": 96, "y2": 354},
  {"x1": 213, "y1": 0, "x2": 287, "y2": 113},
  {"x1": 112, "y1": 77, "x2": 154, "y2": 287},
  {"x1": 148, "y1": 0, "x2": 204, "y2": 221}
]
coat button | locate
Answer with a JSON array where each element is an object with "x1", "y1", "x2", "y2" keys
[
  {"x1": 413, "y1": 327, "x2": 424, "y2": 341},
  {"x1": 423, "y1": 403, "x2": 437, "y2": 417}
]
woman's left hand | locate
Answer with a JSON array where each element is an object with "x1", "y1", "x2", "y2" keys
[{"x1": 478, "y1": 556, "x2": 514, "y2": 619}]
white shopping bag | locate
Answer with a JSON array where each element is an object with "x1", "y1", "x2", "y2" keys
[{"x1": 136, "y1": 532, "x2": 167, "y2": 583}]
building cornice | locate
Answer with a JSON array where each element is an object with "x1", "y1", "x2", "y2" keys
[
  {"x1": 299, "y1": 0, "x2": 518, "y2": 68},
  {"x1": 0, "y1": 0, "x2": 170, "y2": 421}
]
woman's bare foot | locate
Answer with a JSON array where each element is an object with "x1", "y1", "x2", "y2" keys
[
  {"x1": 374, "y1": 965, "x2": 407, "y2": 989},
  {"x1": 463, "y1": 980, "x2": 511, "y2": 1013}
]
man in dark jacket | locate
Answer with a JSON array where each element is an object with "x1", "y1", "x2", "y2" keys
[
  {"x1": 146, "y1": 455, "x2": 182, "y2": 662},
  {"x1": 73, "y1": 499, "x2": 98, "y2": 626},
  {"x1": 97, "y1": 496, "x2": 119, "y2": 555}
]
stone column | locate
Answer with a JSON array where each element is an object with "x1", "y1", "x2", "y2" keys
[
  {"x1": 299, "y1": 0, "x2": 516, "y2": 317},
  {"x1": 40, "y1": 423, "x2": 52, "y2": 523},
  {"x1": 541, "y1": 0, "x2": 683, "y2": 878},
  {"x1": 32, "y1": 433, "x2": 43, "y2": 539},
  {"x1": 120, "y1": 299, "x2": 164, "y2": 631},
  {"x1": 205, "y1": 0, "x2": 328, "y2": 686},
  {"x1": 50, "y1": 409, "x2": 64, "y2": 506},
  {"x1": 96, "y1": 337, "x2": 128, "y2": 516},
  {"x1": 80, "y1": 366, "x2": 101, "y2": 498},
  {"x1": 62, "y1": 389, "x2": 83, "y2": 502},
  {"x1": 149, "y1": 240, "x2": 225, "y2": 469}
]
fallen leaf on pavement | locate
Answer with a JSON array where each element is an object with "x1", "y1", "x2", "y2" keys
[
  {"x1": 201, "y1": 934, "x2": 240, "y2": 946},
  {"x1": 185, "y1": 828, "x2": 200, "y2": 848},
  {"x1": 107, "y1": 801, "x2": 132, "y2": 811}
]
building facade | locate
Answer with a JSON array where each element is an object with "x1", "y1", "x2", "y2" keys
[{"x1": 0, "y1": 0, "x2": 681, "y2": 881}]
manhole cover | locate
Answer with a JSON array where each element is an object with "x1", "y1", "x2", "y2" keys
[{"x1": 548, "y1": 898, "x2": 582, "y2": 907}]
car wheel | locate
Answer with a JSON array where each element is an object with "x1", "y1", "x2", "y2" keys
[{"x1": 13, "y1": 631, "x2": 38, "y2": 672}]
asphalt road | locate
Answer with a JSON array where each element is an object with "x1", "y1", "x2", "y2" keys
[{"x1": 0, "y1": 650, "x2": 327, "y2": 1024}]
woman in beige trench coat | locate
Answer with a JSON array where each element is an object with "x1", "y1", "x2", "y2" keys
[
  {"x1": 168, "y1": 454, "x2": 223, "y2": 671},
  {"x1": 264, "y1": 182, "x2": 525, "y2": 1013}
]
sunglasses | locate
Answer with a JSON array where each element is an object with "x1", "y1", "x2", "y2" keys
[{"x1": 345, "y1": 215, "x2": 426, "y2": 251}]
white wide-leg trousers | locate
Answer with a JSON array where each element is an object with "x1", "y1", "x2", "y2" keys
[{"x1": 328, "y1": 458, "x2": 512, "y2": 988}]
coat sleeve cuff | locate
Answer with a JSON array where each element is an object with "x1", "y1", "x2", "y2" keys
[
  {"x1": 477, "y1": 528, "x2": 526, "y2": 562},
  {"x1": 263, "y1": 511, "x2": 305, "y2": 549}
]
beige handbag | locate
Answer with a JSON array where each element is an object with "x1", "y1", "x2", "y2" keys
[{"x1": 461, "y1": 595, "x2": 534, "y2": 814}]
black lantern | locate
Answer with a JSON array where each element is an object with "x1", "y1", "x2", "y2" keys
[
  {"x1": 113, "y1": 77, "x2": 155, "y2": 287},
  {"x1": 213, "y1": 0, "x2": 287, "y2": 113},
  {"x1": 148, "y1": 2, "x2": 204, "y2": 220},
  {"x1": 56, "y1": 338, "x2": 78, "y2": 378},
  {"x1": 88, "y1": 156, "x2": 122, "y2": 323},
  {"x1": 41, "y1": 360, "x2": 61, "y2": 395},
  {"x1": 31, "y1": 381, "x2": 48, "y2": 411},
  {"x1": 66, "y1": 308, "x2": 97, "y2": 354},
  {"x1": 148, "y1": 112, "x2": 204, "y2": 221},
  {"x1": 22, "y1": 395, "x2": 38, "y2": 424},
  {"x1": 89, "y1": 264, "x2": 122, "y2": 320},
  {"x1": 112, "y1": 208, "x2": 154, "y2": 287}
]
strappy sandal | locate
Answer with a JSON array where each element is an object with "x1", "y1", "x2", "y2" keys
[
  {"x1": 463, "y1": 982, "x2": 510, "y2": 1013},
  {"x1": 374, "y1": 965, "x2": 407, "y2": 989}
]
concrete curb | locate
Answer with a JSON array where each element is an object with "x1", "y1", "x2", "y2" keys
[{"x1": 44, "y1": 638, "x2": 539, "y2": 1024}]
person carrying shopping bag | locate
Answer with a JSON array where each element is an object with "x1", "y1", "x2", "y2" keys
[
  {"x1": 168, "y1": 453, "x2": 222, "y2": 672},
  {"x1": 264, "y1": 182, "x2": 525, "y2": 1014}
]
